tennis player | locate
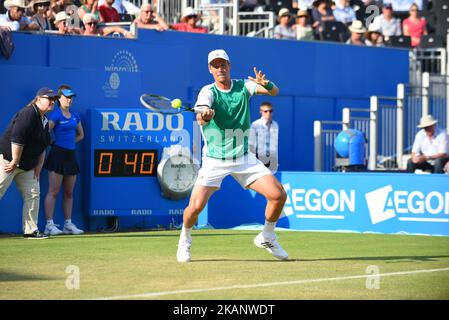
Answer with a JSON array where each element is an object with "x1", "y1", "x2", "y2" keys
[{"x1": 177, "y1": 49, "x2": 288, "y2": 262}]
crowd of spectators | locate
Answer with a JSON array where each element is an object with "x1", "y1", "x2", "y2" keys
[{"x1": 0, "y1": 0, "x2": 445, "y2": 48}]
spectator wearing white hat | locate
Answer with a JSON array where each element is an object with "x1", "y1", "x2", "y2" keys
[
  {"x1": 170, "y1": 6, "x2": 207, "y2": 33},
  {"x1": 82, "y1": 12, "x2": 132, "y2": 37},
  {"x1": 292, "y1": 9, "x2": 314, "y2": 40},
  {"x1": 78, "y1": 0, "x2": 99, "y2": 23},
  {"x1": 274, "y1": 8, "x2": 295, "y2": 40},
  {"x1": 53, "y1": 10, "x2": 81, "y2": 34},
  {"x1": 0, "y1": 0, "x2": 39, "y2": 31},
  {"x1": 345, "y1": 20, "x2": 368, "y2": 45},
  {"x1": 407, "y1": 115, "x2": 449, "y2": 174},
  {"x1": 365, "y1": 22, "x2": 384, "y2": 47},
  {"x1": 133, "y1": 3, "x2": 168, "y2": 31}
]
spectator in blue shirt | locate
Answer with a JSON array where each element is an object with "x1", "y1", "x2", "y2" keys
[
  {"x1": 333, "y1": 0, "x2": 356, "y2": 25},
  {"x1": 44, "y1": 84, "x2": 85, "y2": 236}
]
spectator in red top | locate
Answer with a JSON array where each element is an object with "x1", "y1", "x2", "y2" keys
[
  {"x1": 98, "y1": 0, "x2": 119, "y2": 22},
  {"x1": 170, "y1": 6, "x2": 207, "y2": 33},
  {"x1": 402, "y1": 3, "x2": 427, "y2": 47}
]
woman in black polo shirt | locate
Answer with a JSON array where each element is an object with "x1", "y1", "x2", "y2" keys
[{"x1": 0, "y1": 87, "x2": 56, "y2": 239}]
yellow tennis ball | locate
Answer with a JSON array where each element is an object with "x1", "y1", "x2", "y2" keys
[{"x1": 171, "y1": 98, "x2": 182, "y2": 109}]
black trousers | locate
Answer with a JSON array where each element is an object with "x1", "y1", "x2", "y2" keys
[{"x1": 406, "y1": 157, "x2": 449, "y2": 173}]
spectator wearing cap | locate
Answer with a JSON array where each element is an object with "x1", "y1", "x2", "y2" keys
[
  {"x1": 82, "y1": 13, "x2": 133, "y2": 37},
  {"x1": 332, "y1": 0, "x2": 356, "y2": 25},
  {"x1": 365, "y1": 22, "x2": 384, "y2": 47},
  {"x1": 311, "y1": 0, "x2": 335, "y2": 34},
  {"x1": 292, "y1": 9, "x2": 314, "y2": 40},
  {"x1": 30, "y1": 0, "x2": 54, "y2": 31},
  {"x1": 370, "y1": 3, "x2": 401, "y2": 37},
  {"x1": 402, "y1": 3, "x2": 427, "y2": 48},
  {"x1": 0, "y1": 87, "x2": 56, "y2": 239},
  {"x1": 53, "y1": 10, "x2": 81, "y2": 33},
  {"x1": 345, "y1": 20, "x2": 368, "y2": 45},
  {"x1": 98, "y1": 0, "x2": 119, "y2": 23},
  {"x1": 274, "y1": 8, "x2": 296, "y2": 40},
  {"x1": 78, "y1": 0, "x2": 99, "y2": 23},
  {"x1": 170, "y1": 6, "x2": 207, "y2": 33},
  {"x1": 43, "y1": 84, "x2": 84, "y2": 236},
  {"x1": 133, "y1": 3, "x2": 168, "y2": 31},
  {"x1": 407, "y1": 115, "x2": 449, "y2": 174},
  {"x1": 0, "y1": 0, "x2": 39, "y2": 31}
]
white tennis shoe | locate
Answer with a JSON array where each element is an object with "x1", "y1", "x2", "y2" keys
[
  {"x1": 177, "y1": 238, "x2": 192, "y2": 262},
  {"x1": 63, "y1": 223, "x2": 84, "y2": 235},
  {"x1": 44, "y1": 223, "x2": 63, "y2": 236},
  {"x1": 253, "y1": 232, "x2": 288, "y2": 260}
]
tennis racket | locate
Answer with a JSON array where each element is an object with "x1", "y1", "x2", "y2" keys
[{"x1": 140, "y1": 94, "x2": 209, "y2": 114}]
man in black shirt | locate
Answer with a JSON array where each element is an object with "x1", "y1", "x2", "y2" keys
[{"x1": 0, "y1": 87, "x2": 57, "y2": 238}]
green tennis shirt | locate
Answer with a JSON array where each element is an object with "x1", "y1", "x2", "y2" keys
[{"x1": 196, "y1": 79, "x2": 258, "y2": 159}]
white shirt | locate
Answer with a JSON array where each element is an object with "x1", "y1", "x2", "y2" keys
[
  {"x1": 0, "y1": 13, "x2": 33, "y2": 31},
  {"x1": 412, "y1": 127, "x2": 449, "y2": 160},
  {"x1": 249, "y1": 117, "x2": 279, "y2": 172},
  {"x1": 371, "y1": 14, "x2": 401, "y2": 36}
]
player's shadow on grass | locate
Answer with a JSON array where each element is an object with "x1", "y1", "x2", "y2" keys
[
  {"x1": 0, "y1": 271, "x2": 58, "y2": 282},
  {"x1": 291, "y1": 255, "x2": 449, "y2": 262},
  {"x1": 54, "y1": 232, "x2": 257, "y2": 239}
]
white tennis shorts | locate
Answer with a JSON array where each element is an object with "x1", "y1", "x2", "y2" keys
[{"x1": 195, "y1": 152, "x2": 272, "y2": 189}]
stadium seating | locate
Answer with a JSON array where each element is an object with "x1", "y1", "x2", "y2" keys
[
  {"x1": 319, "y1": 20, "x2": 348, "y2": 43},
  {"x1": 419, "y1": 35, "x2": 445, "y2": 48},
  {"x1": 384, "y1": 35, "x2": 412, "y2": 48}
]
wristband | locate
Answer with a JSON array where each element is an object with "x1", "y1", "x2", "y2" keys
[{"x1": 264, "y1": 81, "x2": 274, "y2": 91}]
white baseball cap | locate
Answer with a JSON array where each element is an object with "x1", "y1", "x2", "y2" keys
[{"x1": 208, "y1": 49, "x2": 230, "y2": 64}]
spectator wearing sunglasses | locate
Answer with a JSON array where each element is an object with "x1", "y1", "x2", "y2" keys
[
  {"x1": 30, "y1": 0, "x2": 54, "y2": 31},
  {"x1": 249, "y1": 101, "x2": 279, "y2": 173},
  {"x1": 170, "y1": 6, "x2": 207, "y2": 33},
  {"x1": 0, "y1": 87, "x2": 56, "y2": 239},
  {"x1": 133, "y1": 3, "x2": 168, "y2": 31},
  {"x1": 43, "y1": 85, "x2": 85, "y2": 236},
  {"x1": 82, "y1": 13, "x2": 133, "y2": 37},
  {"x1": 0, "y1": 0, "x2": 39, "y2": 31},
  {"x1": 53, "y1": 10, "x2": 81, "y2": 34}
]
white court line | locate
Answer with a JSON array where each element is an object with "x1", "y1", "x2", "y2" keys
[
  {"x1": 398, "y1": 218, "x2": 449, "y2": 223},
  {"x1": 93, "y1": 267, "x2": 449, "y2": 300},
  {"x1": 296, "y1": 215, "x2": 345, "y2": 219}
]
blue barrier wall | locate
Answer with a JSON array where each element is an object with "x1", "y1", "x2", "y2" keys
[{"x1": 0, "y1": 30, "x2": 409, "y2": 234}]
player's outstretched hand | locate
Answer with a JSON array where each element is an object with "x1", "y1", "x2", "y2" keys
[
  {"x1": 197, "y1": 108, "x2": 215, "y2": 126},
  {"x1": 248, "y1": 67, "x2": 270, "y2": 87}
]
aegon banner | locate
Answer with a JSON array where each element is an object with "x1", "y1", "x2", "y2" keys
[{"x1": 279, "y1": 172, "x2": 449, "y2": 236}]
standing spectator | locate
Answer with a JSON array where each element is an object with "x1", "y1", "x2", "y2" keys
[
  {"x1": 0, "y1": 0, "x2": 39, "y2": 30},
  {"x1": 370, "y1": 3, "x2": 401, "y2": 37},
  {"x1": 53, "y1": 10, "x2": 81, "y2": 33},
  {"x1": 0, "y1": 87, "x2": 56, "y2": 239},
  {"x1": 249, "y1": 101, "x2": 279, "y2": 173},
  {"x1": 293, "y1": 9, "x2": 314, "y2": 40},
  {"x1": 311, "y1": 0, "x2": 335, "y2": 34},
  {"x1": 365, "y1": 21, "x2": 384, "y2": 46},
  {"x1": 170, "y1": 6, "x2": 207, "y2": 33},
  {"x1": 333, "y1": 0, "x2": 356, "y2": 25},
  {"x1": 44, "y1": 85, "x2": 84, "y2": 236},
  {"x1": 30, "y1": 0, "x2": 54, "y2": 31},
  {"x1": 133, "y1": 3, "x2": 168, "y2": 31},
  {"x1": 402, "y1": 3, "x2": 427, "y2": 47},
  {"x1": 98, "y1": 0, "x2": 119, "y2": 22},
  {"x1": 345, "y1": 19, "x2": 368, "y2": 45},
  {"x1": 274, "y1": 7, "x2": 296, "y2": 40},
  {"x1": 407, "y1": 115, "x2": 449, "y2": 174},
  {"x1": 78, "y1": 0, "x2": 99, "y2": 22},
  {"x1": 81, "y1": 12, "x2": 132, "y2": 37}
]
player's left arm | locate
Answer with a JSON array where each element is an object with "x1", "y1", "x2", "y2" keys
[{"x1": 248, "y1": 67, "x2": 279, "y2": 96}]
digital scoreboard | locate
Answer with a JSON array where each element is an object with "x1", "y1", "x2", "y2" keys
[{"x1": 86, "y1": 108, "x2": 200, "y2": 217}]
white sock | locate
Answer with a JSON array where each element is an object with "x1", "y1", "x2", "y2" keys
[
  {"x1": 46, "y1": 219, "x2": 54, "y2": 225},
  {"x1": 263, "y1": 220, "x2": 276, "y2": 236},
  {"x1": 180, "y1": 225, "x2": 192, "y2": 240},
  {"x1": 65, "y1": 219, "x2": 72, "y2": 225}
]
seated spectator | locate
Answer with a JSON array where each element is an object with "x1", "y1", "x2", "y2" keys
[
  {"x1": 30, "y1": 0, "x2": 54, "y2": 31},
  {"x1": 345, "y1": 19, "x2": 368, "y2": 45},
  {"x1": 402, "y1": 3, "x2": 427, "y2": 48},
  {"x1": 170, "y1": 6, "x2": 207, "y2": 33},
  {"x1": 51, "y1": 0, "x2": 80, "y2": 28},
  {"x1": 293, "y1": 0, "x2": 315, "y2": 10},
  {"x1": 274, "y1": 7, "x2": 296, "y2": 40},
  {"x1": 0, "y1": 0, "x2": 39, "y2": 30},
  {"x1": 98, "y1": 0, "x2": 119, "y2": 22},
  {"x1": 78, "y1": 0, "x2": 99, "y2": 23},
  {"x1": 311, "y1": 0, "x2": 335, "y2": 34},
  {"x1": 82, "y1": 12, "x2": 132, "y2": 37},
  {"x1": 365, "y1": 22, "x2": 384, "y2": 47},
  {"x1": 333, "y1": 0, "x2": 355, "y2": 25},
  {"x1": 292, "y1": 9, "x2": 314, "y2": 40},
  {"x1": 370, "y1": 2, "x2": 401, "y2": 37},
  {"x1": 407, "y1": 115, "x2": 449, "y2": 174},
  {"x1": 133, "y1": 3, "x2": 168, "y2": 31},
  {"x1": 53, "y1": 10, "x2": 81, "y2": 33}
]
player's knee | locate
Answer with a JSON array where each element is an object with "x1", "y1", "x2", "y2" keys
[{"x1": 269, "y1": 187, "x2": 287, "y2": 204}]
